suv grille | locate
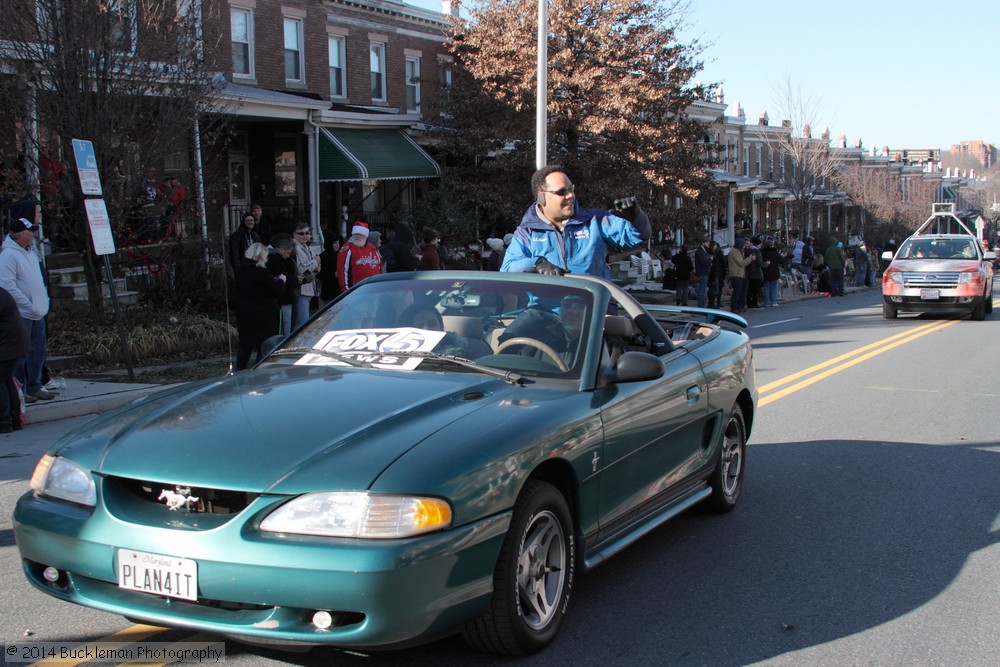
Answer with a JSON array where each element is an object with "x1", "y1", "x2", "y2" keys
[{"x1": 901, "y1": 271, "x2": 960, "y2": 288}]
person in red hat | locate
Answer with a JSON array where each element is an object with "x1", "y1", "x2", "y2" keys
[{"x1": 336, "y1": 222, "x2": 383, "y2": 291}]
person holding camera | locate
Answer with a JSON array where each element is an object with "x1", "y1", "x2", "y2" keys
[
  {"x1": 292, "y1": 221, "x2": 320, "y2": 328},
  {"x1": 501, "y1": 165, "x2": 651, "y2": 278}
]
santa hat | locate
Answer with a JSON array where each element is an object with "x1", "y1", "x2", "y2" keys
[{"x1": 352, "y1": 221, "x2": 369, "y2": 237}]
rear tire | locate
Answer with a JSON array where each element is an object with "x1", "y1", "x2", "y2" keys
[
  {"x1": 462, "y1": 480, "x2": 574, "y2": 655},
  {"x1": 882, "y1": 302, "x2": 897, "y2": 319},
  {"x1": 704, "y1": 405, "x2": 746, "y2": 513}
]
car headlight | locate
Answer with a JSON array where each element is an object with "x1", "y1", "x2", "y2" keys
[
  {"x1": 958, "y1": 271, "x2": 976, "y2": 284},
  {"x1": 29, "y1": 454, "x2": 97, "y2": 507},
  {"x1": 884, "y1": 270, "x2": 903, "y2": 285},
  {"x1": 259, "y1": 492, "x2": 452, "y2": 538}
]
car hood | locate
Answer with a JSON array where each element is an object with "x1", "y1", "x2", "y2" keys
[{"x1": 58, "y1": 364, "x2": 515, "y2": 494}]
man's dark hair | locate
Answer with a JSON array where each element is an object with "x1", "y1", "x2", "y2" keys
[
  {"x1": 270, "y1": 233, "x2": 293, "y2": 250},
  {"x1": 530, "y1": 165, "x2": 566, "y2": 197},
  {"x1": 422, "y1": 227, "x2": 440, "y2": 244}
]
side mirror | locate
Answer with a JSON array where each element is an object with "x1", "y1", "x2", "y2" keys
[
  {"x1": 609, "y1": 351, "x2": 665, "y2": 383},
  {"x1": 881, "y1": 251, "x2": 894, "y2": 261},
  {"x1": 984, "y1": 251, "x2": 996, "y2": 261}
]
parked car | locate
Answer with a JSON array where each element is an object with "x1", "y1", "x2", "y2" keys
[
  {"x1": 14, "y1": 271, "x2": 756, "y2": 655},
  {"x1": 881, "y1": 204, "x2": 995, "y2": 320}
]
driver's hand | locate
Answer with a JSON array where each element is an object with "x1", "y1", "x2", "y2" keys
[{"x1": 535, "y1": 257, "x2": 567, "y2": 276}]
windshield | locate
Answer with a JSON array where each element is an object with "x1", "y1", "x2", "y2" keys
[
  {"x1": 271, "y1": 277, "x2": 595, "y2": 380},
  {"x1": 897, "y1": 238, "x2": 979, "y2": 260}
]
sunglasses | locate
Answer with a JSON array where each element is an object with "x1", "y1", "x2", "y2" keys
[
  {"x1": 295, "y1": 231, "x2": 311, "y2": 236},
  {"x1": 541, "y1": 185, "x2": 575, "y2": 198}
]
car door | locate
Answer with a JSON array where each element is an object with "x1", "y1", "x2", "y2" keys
[{"x1": 594, "y1": 346, "x2": 708, "y2": 539}]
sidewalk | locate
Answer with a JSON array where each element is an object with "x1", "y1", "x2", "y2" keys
[{"x1": 24, "y1": 378, "x2": 183, "y2": 425}]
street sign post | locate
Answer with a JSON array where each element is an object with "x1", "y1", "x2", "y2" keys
[{"x1": 71, "y1": 138, "x2": 133, "y2": 379}]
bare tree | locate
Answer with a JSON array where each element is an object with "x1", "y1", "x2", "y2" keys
[
  {"x1": 431, "y1": 0, "x2": 715, "y2": 239},
  {"x1": 834, "y1": 159, "x2": 898, "y2": 236},
  {"x1": 0, "y1": 0, "x2": 226, "y2": 322},
  {"x1": 759, "y1": 76, "x2": 846, "y2": 232}
]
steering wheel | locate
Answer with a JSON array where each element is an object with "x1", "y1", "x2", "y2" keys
[{"x1": 495, "y1": 337, "x2": 569, "y2": 371}]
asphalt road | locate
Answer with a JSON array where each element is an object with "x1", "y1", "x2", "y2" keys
[{"x1": 2, "y1": 287, "x2": 998, "y2": 666}]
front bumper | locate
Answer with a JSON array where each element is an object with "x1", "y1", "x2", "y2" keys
[
  {"x1": 882, "y1": 292, "x2": 983, "y2": 313},
  {"x1": 13, "y1": 492, "x2": 509, "y2": 648}
]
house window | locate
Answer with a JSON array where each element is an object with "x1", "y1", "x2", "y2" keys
[
  {"x1": 370, "y1": 43, "x2": 386, "y2": 102},
  {"x1": 231, "y1": 7, "x2": 254, "y2": 78},
  {"x1": 109, "y1": 0, "x2": 137, "y2": 53},
  {"x1": 405, "y1": 57, "x2": 420, "y2": 113},
  {"x1": 743, "y1": 147, "x2": 749, "y2": 177},
  {"x1": 756, "y1": 147, "x2": 762, "y2": 177},
  {"x1": 438, "y1": 59, "x2": 452, "y2": 88},
  {"x1": 329, "y1": 36, "x2": 346, "y2": 98},
  {"x1": 284, "y1": 17, "x2": 303, "y2": 83}
]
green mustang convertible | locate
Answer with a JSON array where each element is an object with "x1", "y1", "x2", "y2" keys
[{"x1": 14, "y1": 271, "x2": 756, "y2": 655}]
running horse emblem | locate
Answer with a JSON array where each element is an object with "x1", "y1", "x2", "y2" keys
[{"x1": 158, "y1": 488, "x2": 200, "y2": 511}]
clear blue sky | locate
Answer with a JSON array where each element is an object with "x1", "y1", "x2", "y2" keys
[{"x1": 405, "y1": 0, "x2": 998, "y2": 151}]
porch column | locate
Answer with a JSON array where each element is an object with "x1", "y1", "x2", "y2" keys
[{"x1": 305, "y1": 123, "x2": 322, "y2": 246}]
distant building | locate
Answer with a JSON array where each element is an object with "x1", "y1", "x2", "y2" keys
[
  {"x1": 888, "y1": 148, "x2": 940, "y2": 164},
  {"x1": 950, "y1": 141, "x2": 996, "y2": 169}
]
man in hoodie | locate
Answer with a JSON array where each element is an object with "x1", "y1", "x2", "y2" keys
[
  {"x1": 385, "y1": 222, "x2": 420, "y2": 272},
  {"x1": 0, "y1": 201, "x2": 52, "y2": 403},
  {"x1": 501, "y1": 165, "x2": 650, "y2": 277}
]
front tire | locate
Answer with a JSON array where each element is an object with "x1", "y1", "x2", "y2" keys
[
  {"x1": 704, "y1": 405, "x2": 746, "y2": 513},
  {"x1": 882, "y1": 302, "x2": 897, "y2": 319},
  {"x1": 462, "y1": 480, "x2": 574, "y2": 655},
  {"x1": 971, "y1": 298, "x2": 986, "y2": 321}
]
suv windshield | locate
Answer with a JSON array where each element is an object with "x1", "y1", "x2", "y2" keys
[
  {"x1": 897, "y1": 238, "x2": 979, "y2": 260},
  {"x1": 271, "y1": 277, "x2": 595, "y2": 380}
]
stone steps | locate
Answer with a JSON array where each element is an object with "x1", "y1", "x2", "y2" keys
[{"x1": 48, "y1": 265, "x2": 139, "y2": 306}]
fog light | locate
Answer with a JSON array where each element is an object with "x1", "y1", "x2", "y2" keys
[
  {"x1": 42, "y1": 567, "x2": 60, "y2": 583},
  {"x1": 312, "y1": 611, "x2": 333, "y2": 630}
]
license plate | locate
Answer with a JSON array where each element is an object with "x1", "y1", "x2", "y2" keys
[
  {"x1": 920, "y1": 289, "x2": 940, "y2": 300},
  {"x1": 117, "y1": 549, "x2": 198, "y2": 601}
]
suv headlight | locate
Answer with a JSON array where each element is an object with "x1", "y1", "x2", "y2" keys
[
  {"x1": 958, "y1": 271, "x2": 976, "y2": 284},
  {"x1": 260, "y1": 492, "x2": 452, "y2": 538},
  {"x1": 884, "y1": 270, "x2": 903, "y2": 285},
  {"x1": 30, "y1": 454, "x2": 97, "y2": 507}
]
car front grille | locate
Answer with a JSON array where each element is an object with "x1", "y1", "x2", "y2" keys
[
  {"x1": 901, "y1": 271, "x2": 960, "y2": 288},
  {"x1": 111, "y1": 476, "x2": 259, "y2": 515}
]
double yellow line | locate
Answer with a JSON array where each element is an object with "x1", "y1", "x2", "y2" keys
[{"x1": 757, "y1": 318, "x2": 961, "y2": 407}]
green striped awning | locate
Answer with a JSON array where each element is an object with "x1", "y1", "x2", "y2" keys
[
  {"x1": 942, "y1": 186, "x2": 957, "y2": 201},
  {"x1": 318, "y1": 128, "x2": 441, "y2": 182}
]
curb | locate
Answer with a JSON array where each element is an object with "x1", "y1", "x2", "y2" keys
[{"x1": 25, "y1": 384, "x2": 180, "y2": 425}]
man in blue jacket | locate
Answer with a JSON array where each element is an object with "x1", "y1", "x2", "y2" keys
[{"x1": 501, "y1": 166, "x2": 651, "y2": 278}]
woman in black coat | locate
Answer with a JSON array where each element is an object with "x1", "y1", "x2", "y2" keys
[
  {"x1": 235, "y1": 243, "x2": 286, "y2": 370},
  {"x1": 0, "y1": 287, "x2": 31, "y2": 431}
]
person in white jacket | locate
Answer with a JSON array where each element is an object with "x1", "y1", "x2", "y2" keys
[{"x1": 0, "y1": 206, "x2": 52, "y2": 403}]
